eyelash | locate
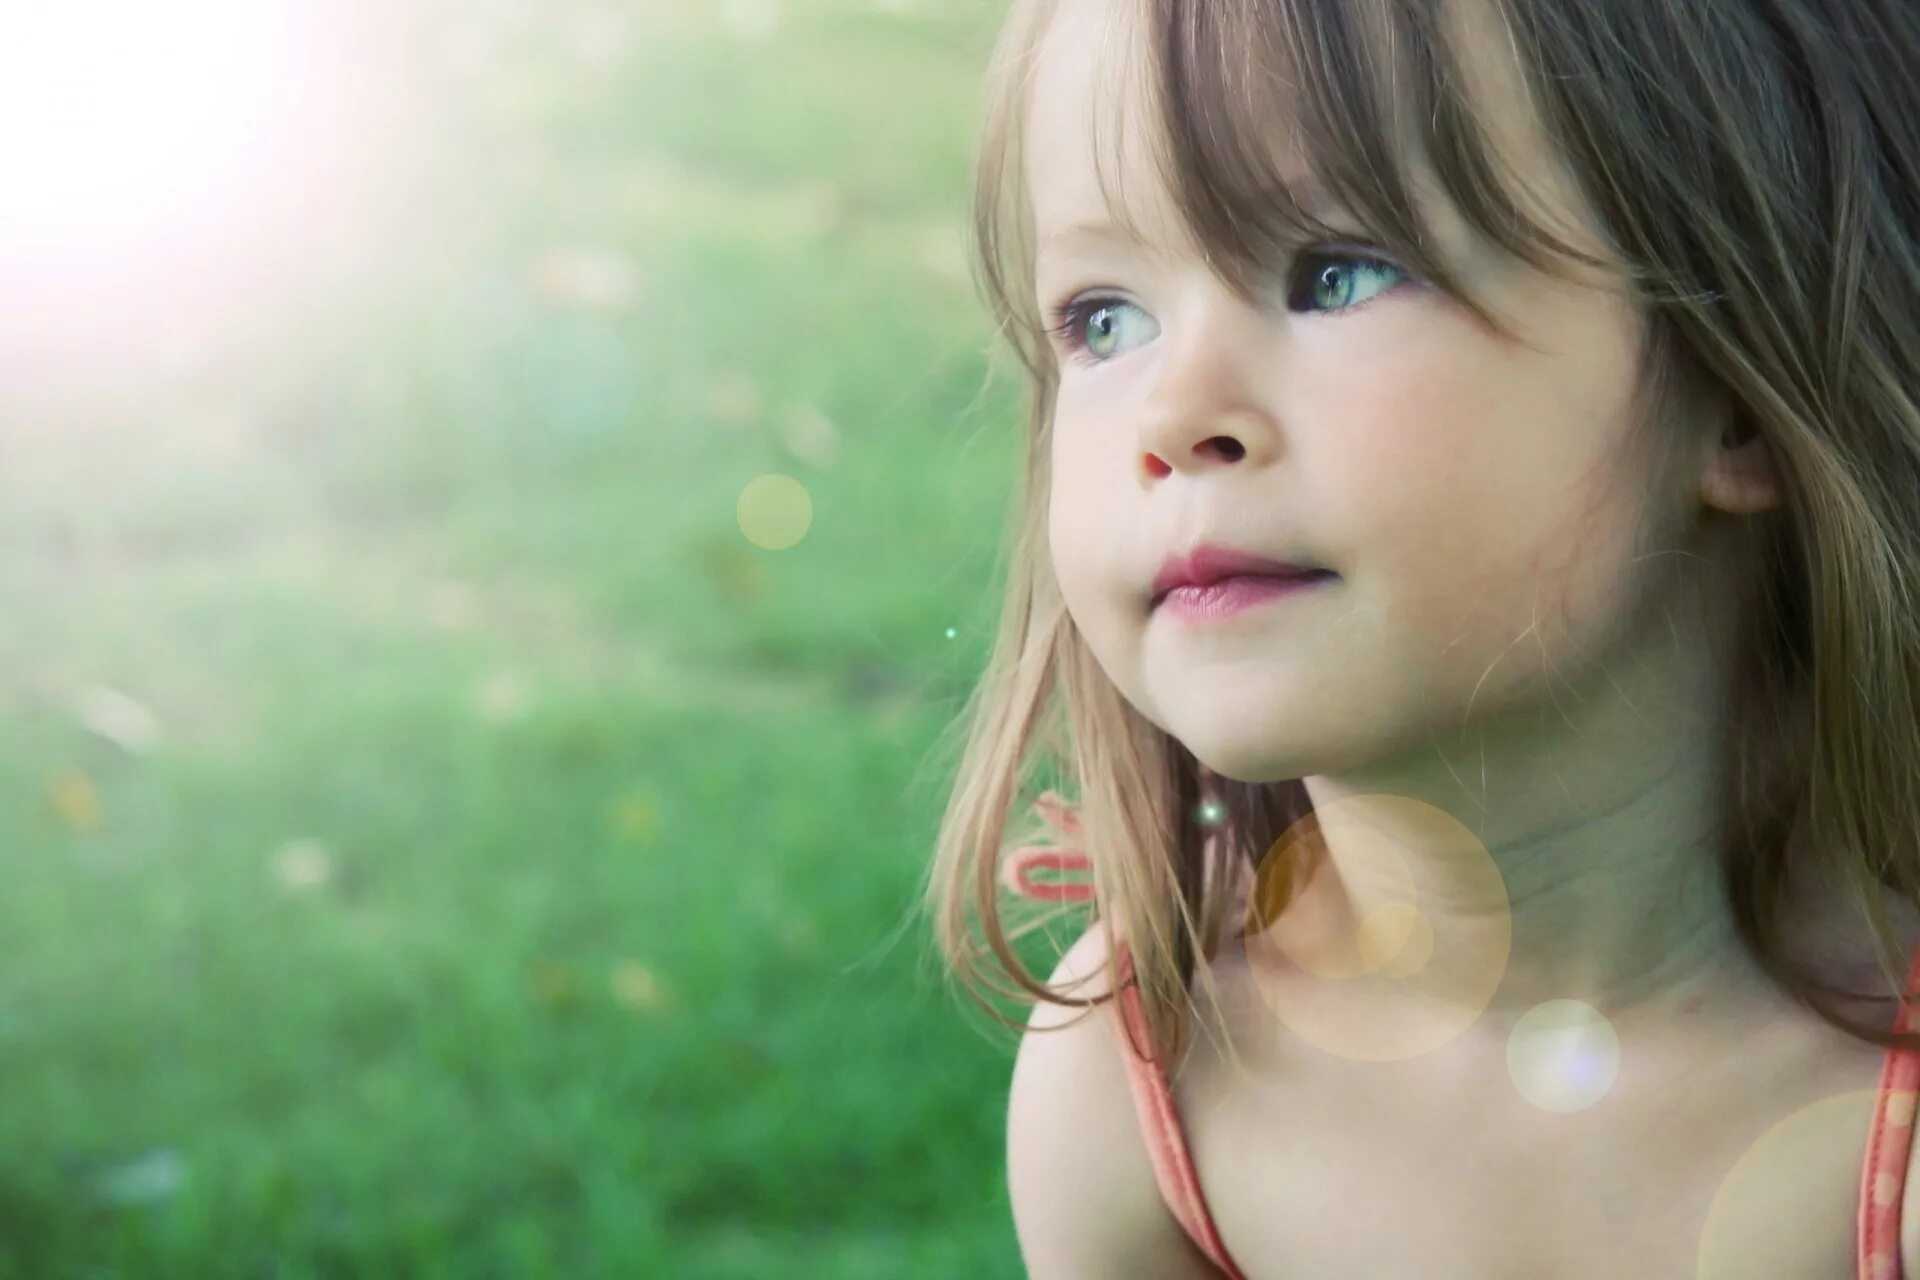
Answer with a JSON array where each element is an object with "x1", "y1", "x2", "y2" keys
[{"x1": 1043, "y1": 246, "x2": 1413, "y2": 366}]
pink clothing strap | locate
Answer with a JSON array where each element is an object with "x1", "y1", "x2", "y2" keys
[
  {"x1": 1110, "y1": 936, "x2": 1252, "y2": 1279},
  {"x1": 1002, "y1": 794, "x2": 1251, "y2": 1279},
  {"x1": 1858, "y1": 940, "x2": 1920, "y2": 1280}
]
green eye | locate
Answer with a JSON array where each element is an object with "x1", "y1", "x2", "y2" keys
[
  {"x1": 1044, "y1": 246, "x2": 1413, "y2": 367},
  {"x1": 1290, "y1": 250, "x2": 1407, "y2": 313},
  {"x1": 1047, "y1": 297, "x2": 1159, "y2": 364}
]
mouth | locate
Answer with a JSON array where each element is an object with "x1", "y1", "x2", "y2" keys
[
  {"x1": 1150, "y1": 568, "x2": 1339, "y2": 612},
  {"x1": 1151, "y1": 543, "x2": 1336, "y2": 610}
]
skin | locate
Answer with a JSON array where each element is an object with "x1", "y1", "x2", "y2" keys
[
  {"x1": 1018, "y1": 4, "x2": 1920, "y2": 1274},
  {"x1": 1025, "y1": 0, "x2": 1854, "y2": 1073}
]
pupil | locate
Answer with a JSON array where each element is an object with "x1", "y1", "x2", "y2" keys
[{"x1": 1319, "y1": 265, "x2": 1346, "y2": 304}]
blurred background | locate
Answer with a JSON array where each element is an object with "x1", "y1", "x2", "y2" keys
[{"x1": 0, "y1": 0, "x2": 1039, "y2": 1275}]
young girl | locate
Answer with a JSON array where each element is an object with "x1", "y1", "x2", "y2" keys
[{"x1": 921, "y1": 0, "x2": 1920, "y2": 1275}]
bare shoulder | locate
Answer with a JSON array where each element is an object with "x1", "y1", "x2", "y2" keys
[
  {"x1": 1007, "y1": 923, "x2": 1227, "y2": 1280},
  {"x1": 1794, "y1": 879, "x2": 1920, "y2": 1277}
]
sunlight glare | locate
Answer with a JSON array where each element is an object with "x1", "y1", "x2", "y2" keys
[{"x1": 0, "y1": 0, "x2": 302, "y2": 257}]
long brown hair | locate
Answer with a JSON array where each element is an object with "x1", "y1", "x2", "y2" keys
[{"x1": 919, "y1": 0, "x2": 1920, "y2": 1071}]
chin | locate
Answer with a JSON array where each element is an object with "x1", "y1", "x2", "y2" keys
[
  {"x1": 1176, "y1": 733, "x2": 1318, "y2": 788},
  {"x1": 1148, "y1": 684, "x2": 1321, "y2": 784}
]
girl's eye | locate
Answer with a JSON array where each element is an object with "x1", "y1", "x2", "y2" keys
[
  {"x1": 1044, "y1": 248, "x2": 1412, "y2": 367},
  {"x1": 1289, "y1": 249, "x2": 1409, "y2": 316},
  {"x1": 1046, "y1": 297, "x2": 1159, "y2": 364}
]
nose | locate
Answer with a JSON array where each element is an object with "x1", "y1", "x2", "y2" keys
[{"x1": 1135, "y1": 293, "x2": 1283, "y2": 479}]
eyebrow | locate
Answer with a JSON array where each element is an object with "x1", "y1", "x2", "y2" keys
[
  {"x1": 1036, "y1": 180, "x2": 1346, "y2": 259},
  {"x1": 1037, "y1": 220, "x2": 1157, "y2": 254}
]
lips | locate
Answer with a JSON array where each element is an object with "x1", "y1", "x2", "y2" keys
[{"x1": 1151, "y1": 543, "x2": 1334, "y2": 609}]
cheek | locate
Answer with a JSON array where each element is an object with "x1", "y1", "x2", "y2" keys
[
  {"x1": 1308, "y1": 331, "x2": 1647, "y2": 677},
  {"x1": 1047, "y1": 422, "x2": 1126, "y2": 623},
  {"x1": 1047, "y1": 418, "x2": 1101, "y2": 570},
  {"x1": 1047, "y1": 391, "x2": 1145, "y2": 565},
  {"x1": 1311, "y1": 346, "x2": 1547, "y2": 576}
]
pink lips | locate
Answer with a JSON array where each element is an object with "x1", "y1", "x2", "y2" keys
[
  {"x1": 1156, "y1": 571, "x2": 1337, "y2": 622},
  {"x1": 1152, "y1": 544, "x2": 1328, "y2": 599},
  {"x1": 1150, "y1": 542, "x2": 1337, "y2": 619}
]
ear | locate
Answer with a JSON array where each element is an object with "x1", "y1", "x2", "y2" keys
[{"x1": 1698, "y1": 415, "x2": 1782, "y2": 516}]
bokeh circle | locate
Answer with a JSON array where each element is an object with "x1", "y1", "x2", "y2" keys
[
  {"x1": 1240, "y1": 793, "x2": 1512, "y2": 1062},
  {"x1": 737, "y1": 474, "x2": 813, "y2": 550},
  {"x1": 1696, "y1": 1088, "x2": 1886, "y2": 1278}
]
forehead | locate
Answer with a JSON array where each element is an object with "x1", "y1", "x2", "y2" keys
[
  {"x1": 1020, "y1": 0, "x2": 1574, "y2": 237},
  {"x1": 1020, "y1": 0, "x2": 1364, "y2": 274},
  {"x1": 1022, "y1": 0, "x2": 1197, "y2": 254}
]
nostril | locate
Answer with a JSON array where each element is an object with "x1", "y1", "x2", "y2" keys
[{"x1": 1211, "y1": 437, "x2": 1246, "y2": 461}]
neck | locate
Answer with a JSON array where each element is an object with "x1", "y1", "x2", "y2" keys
[{"x1": 1238, "y1": 598, "x2": 1781, "y2": 1065}]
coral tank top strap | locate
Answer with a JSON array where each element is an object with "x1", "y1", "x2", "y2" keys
[
  {"x1": 1110, "y1": 936, "x2": 1251, "y2": 1279},
  {"x1": 1858, "y1": 938, "x2": 1920, "y2": 1280},
  {"x1": 1001, "y1": 832, "x2": 1250, "y2": 1278}
]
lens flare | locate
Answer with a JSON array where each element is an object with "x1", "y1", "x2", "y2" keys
[{"x1": 0, "y1": 1, "x2": 302, "y2": 257}]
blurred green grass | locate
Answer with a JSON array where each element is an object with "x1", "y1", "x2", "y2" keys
[{"x1": 0, "y1": 1, "x2": 1055, "y2": 1275}]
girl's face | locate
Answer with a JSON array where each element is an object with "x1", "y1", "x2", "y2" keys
[{"x1": 1029, "y1": 0, "x2": 1744, "y2": 785}]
